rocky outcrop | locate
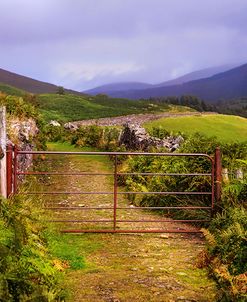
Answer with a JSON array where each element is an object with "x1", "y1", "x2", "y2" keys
[
  {"x1": 8, "y1": 117, "x2": 39, "y2": 172},
  {"x1": 49, "y1": 120, "x2": 61, "y2": 127},
  {"x1": 119, "y1": 123, "x2": 184, "y2": 152},
  {"x1": 64, "y1": 122, "x2": 79, "y2": 131},
  {"x1": 9, "y1": 118, "x2": 39, "y2": 145}
]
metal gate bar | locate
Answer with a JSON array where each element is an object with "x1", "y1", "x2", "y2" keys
[{"x1": 7, "y1": 148, "x2": 216, "y2": 233}]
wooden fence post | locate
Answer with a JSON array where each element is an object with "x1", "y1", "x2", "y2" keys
[
  {"x1": 0, "y1": 106, "x2": 7, "y2": 198},
  {"x1": 215, "y1": 147, "x2": 222, "y2": 203}
]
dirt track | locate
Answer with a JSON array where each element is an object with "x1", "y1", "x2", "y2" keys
[{"x1": 45, "y1": 143, "x2": 216, "y2": 302}]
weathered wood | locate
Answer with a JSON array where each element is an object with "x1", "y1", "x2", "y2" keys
[{"x1": 0, "y1": 107, "x2": 7, "y2": 198}]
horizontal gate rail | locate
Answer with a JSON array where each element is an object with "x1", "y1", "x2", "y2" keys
[
  {"x1": 21, "y1": 191, "x2": 212, "y2": 195},
  {"x1": 45, "y1": 206, "x2": 212, "y2": 210},
  {"x1": 49, "y1": 219, "x2": 210, "y2": 223},
  {"x1": 10, "y1": 149, "x2": 215, "y2": 233},
  {"x1": 16, "y1": 150, "x2": 213, "y2": 157},
  {"x1": 17, "y1": 172, "x2": 211, "y2": 176}
]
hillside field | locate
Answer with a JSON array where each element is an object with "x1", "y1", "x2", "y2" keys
[
  {"x1": 144, "y1": 114, "x2": 247, "y2": 142},
  {"x1": 37, "y1": 94, "x2": 194, "y2": 122},
  {"x1": 0, "y1": 83, "x2": 26, "y2": 96}
]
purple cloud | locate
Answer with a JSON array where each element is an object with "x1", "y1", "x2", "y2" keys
[{"x1": 0, "y1": 0, "x2": 247, "y2": 90}]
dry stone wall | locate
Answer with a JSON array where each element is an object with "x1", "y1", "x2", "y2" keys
[{"x1": 119, "y1": 123, "x2": 184, "y2": 152}]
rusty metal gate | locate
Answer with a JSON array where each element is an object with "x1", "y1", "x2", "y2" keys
[{"x1": 6, "y1": 146, "x2": 222, "y2": 233}]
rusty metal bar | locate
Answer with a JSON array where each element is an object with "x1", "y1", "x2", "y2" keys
[
  {"x1": 117, "y1": 172, "x2": 212, "y2": 176},
  {"x1": 50, "y1": 219, "x2": 210, "y2": 223},
  {"x1": 13, "y1": 145, "x2": 18, "y2": 194},
  {"x1": 113, "y1": 155, "x2": 118, "y2": 230},
  {"x1": 211, "y1": 158, "x2": 215, "y2": 216},
  {"x1": 16, "y1": 150, "x2": 213, "y2": 161},
  {"x1": 45, "y1": 206, "x2": 212, "y2": 210},
  {"x1": 6, "y1": 144, "x2": 13, "y2": 197},
  {"x1": 22, "y1": 191, "x2": 212, "y2": 195},
  {"x1": 215, "y1": 147, "x2": 222, "y2": 204},
  {"x1": 61, "y1": 229, "x2": 202, "y2": 233},
  {"x1": 16, "y1": 171, "x2": 211, "y2": 177},
  {"x1": 17, "y1": 171, "x2": 114, "y2": 176}
]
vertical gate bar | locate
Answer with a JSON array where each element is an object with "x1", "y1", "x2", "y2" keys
[
  {"x1": 211, "y1": 158, "x2": 215, "y2": 217},
  {"x1": 215, "y1": 147, "x2": 222, "y2": 203},
  {"x1": 13, "y1": 145, "x2": 18, "y2": 194},
  {"x1": 6, "y1": 144, "x2": 13, "y2": 197},
  {"x1": 113, "y1": 155, "x2": 118, "y2": 230}
]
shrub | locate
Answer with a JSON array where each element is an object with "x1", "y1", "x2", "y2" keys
[
  {"x1": 200, "y1": 207, "x2": 247, "y2": 301},
  {"x1": 44, "y1": 125, "x2": 69, "y2": 142},
  {"x1": 70, "y1": 125, "x2": 121, "y2": 151},
  {"x1": 0, "y1": 195, "x2": 65, "y2": 301},
  {"x1": 0, "y1": 94, "x2": 39, "y2": 120}
]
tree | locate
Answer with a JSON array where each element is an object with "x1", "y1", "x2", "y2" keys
[{"x1": 57, "y1": 86, "x2": 65, "y2": 95}]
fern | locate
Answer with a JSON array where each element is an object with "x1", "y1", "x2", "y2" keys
[
  {"x1": 0, "y1": 195, "x2": 65, "y2": 301},
  {"x1": 201, "y1": 228, "x2": 217, "y2": 248}
]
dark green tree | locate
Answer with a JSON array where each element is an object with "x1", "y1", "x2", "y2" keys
[{"x1": 57, "y1": 86, "x2": 65, "y2": 95}]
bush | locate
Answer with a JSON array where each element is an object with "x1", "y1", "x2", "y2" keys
[
  {"x1": 0, "y1": 195, "x2": 65, "y2": 301},
  {"x1": 44, "y1": 125, "x2": 69, "y2": 143},
  {"x1": 200, "y1": 206, "x2": 247, "y2": 301},
  {"x1": 147, "y1": 126, "x2": 171, "y2": 139},
  {"x1": 0, "y1": 94, "x2": 40, "y2": 120},
  {"x1": 70, "y1": 125, "x2": 121, "y2": 151}
]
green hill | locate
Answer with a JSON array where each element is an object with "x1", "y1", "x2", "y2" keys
[
  {"x1": 37, "y1": 94, "x2": 194, "y2": 122},
  {"x1": 0, "y1": 83, "x2": 26, "y2": 96},
  {"x1": 144, "y1": 114, "x2": 247, "y2": 143}
]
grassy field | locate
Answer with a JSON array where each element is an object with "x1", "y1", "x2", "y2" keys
[
  {"x1": 1, "y1": 84, "x2": 195, "y2": 122},
  {"x1": 37, "y1": 93, "x2": 194, "y2": 122},
  {"x1": 144, "y1": 114, "x2": 247, "y2": 142}
]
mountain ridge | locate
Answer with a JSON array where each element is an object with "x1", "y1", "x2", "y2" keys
[
  {"x1": 87, "y1": 63, "x2": 247, "y2": 102},
  {"x1": 0, "y1": 68, "x2": 83, "y2": 95},
  {"x1": 83, "y1": 64, "x2": 237, "y2": 96}
]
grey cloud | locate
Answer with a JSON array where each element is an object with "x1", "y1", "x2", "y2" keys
[
  {"x1": 1, "y1": 0, "x2": 247, "y2": 43},
  {"x1": 0, "y1": 0, "x2": 247, "y2": 90}
]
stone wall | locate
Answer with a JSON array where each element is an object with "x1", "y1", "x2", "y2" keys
[{"x1": 119, "y1": 123, "x2": 184, "y2": 152}]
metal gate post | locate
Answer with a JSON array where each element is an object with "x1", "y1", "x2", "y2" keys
[
  {"x1": 13, "y1": 145, "x2": 18, "y2": 194},
  {"x1": 113, "y1": 155, "x2": 118, "y2": 230},
  {"x1": 6, "y1": 144, "x2": 13, "y2": 197},
  {"x1": 215, "y1": 147, "x2": 222, "y2": 203}
]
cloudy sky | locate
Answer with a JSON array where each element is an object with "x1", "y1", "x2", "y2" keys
[{"x1": 1, "y1": 0, "x2": 247, "y2": 90}]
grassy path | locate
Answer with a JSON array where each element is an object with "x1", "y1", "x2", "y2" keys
[{"x1": 44, "y1": 142, "x2": 216, "y2": 302}]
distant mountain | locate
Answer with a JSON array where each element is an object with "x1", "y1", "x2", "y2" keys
[
  {"x1": 0, "y1": 68, "x2": 82, "y2": 95},
  {"x1": 84, "y1": 82, "x2": 153, "y2": 95},
  {"x1": 83, "y1": 64, "x2": 236, "y2": 96},
  {"x1": 100, "y1": 63, "x2": 247, "y2": 102},
  {"x1": 154, "y1": 64, "x2": 237, "y2": 87}
]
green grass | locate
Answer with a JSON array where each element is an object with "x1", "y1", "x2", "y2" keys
[
  {"x1": 144, "y1": 114, "x2": 247, "y2": 143},
  {"x1": 0, "y1": 83, "x2": 26, "y2": 96},
  {"x1": 47, "y1": 142, "x2": 111, "y2": 165},
  {"x1": 37, "y1": 93, "x2": 194, "y2": 122},
  {"x1": 43, "y1": 142, "x2": 106, "y2": 271},
  {"x1": 44, "y1": 229, "x2": 102, "y2": 270}
]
